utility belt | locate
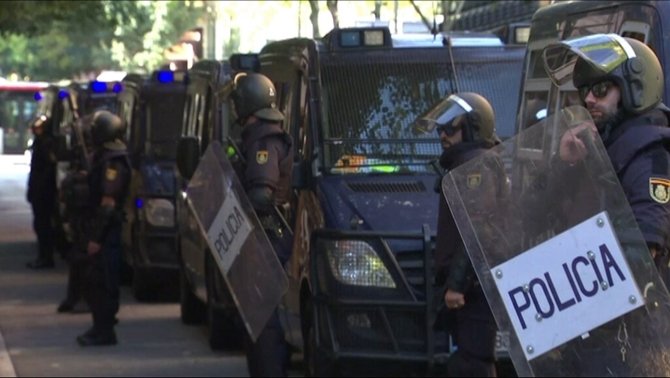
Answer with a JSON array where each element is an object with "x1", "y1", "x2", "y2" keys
[{"x1": 258, "y1": 213, "x2": 287, "y2": 240}]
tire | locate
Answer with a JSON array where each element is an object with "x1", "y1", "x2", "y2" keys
[
  {"x1": 180, "y1": 267, "x2": 205, "y2": 325},
  {"x1": 206, "y1": 253, "x2": 244, "y2": 351}
]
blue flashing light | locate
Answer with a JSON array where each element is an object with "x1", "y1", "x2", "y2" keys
[
  {"x1": 156, "y1": 71, "x2": 175, "y2": 83},
  {"x1": 113, "y1": 82, "x2": 123, "y2": 93},
  {"x1": 135, "y1": 198, "x2": 144, "y2": 209},
  {"x1": 33, "y1": 92, "x2": 43, "y2": 101},
  {"x1": 90, "y1": 81, "x2": 107, "y2": 93},
  {"x1": 58, "y1": 90, "x2": 69, "y2": 99}
]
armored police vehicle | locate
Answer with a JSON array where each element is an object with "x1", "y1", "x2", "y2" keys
[
  {"x1": 252, "y1": 26, "x2": 525, "y2": 375},
  {"x1": 117, "y1": 69, "x2": 187, "y2": 301},
  {"x1": 175, "y1": 57, "x2": 255, "y2": 350}
]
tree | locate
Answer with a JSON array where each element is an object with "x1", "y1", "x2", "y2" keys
[
  {"x1": 327, "y1": 1, "x2": 339, "y2": 30},
  {"x1": 309, "y1": 1, "x2": 320, "y2": 38}
]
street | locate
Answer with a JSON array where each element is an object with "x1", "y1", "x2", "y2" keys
[{"x1": 0, "y1": 154, "x2": 254, "y2": 377}]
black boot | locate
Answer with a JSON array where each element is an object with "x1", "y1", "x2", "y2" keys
[{"x1": 76, "y1": 329, "x2": 117, "y2": 346}]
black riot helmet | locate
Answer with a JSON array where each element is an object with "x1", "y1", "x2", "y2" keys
[
  {"x1": 416, "y1": 92, "x2": 498, "y2": 145},
  {"x1": 231, "y1": 72, "x2": 284, "y2": 122},
  {"x1": 543, "y1": 33, "x2": 664, "y2": 115},
  {"x1": 91, "y1": 110, "x2": 125, "y2": 150}
]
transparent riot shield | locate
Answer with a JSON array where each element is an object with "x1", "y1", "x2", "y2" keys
[
  {"x1": 442, "y1": 106, "x2": 670, "y2": 376},
  {"x1": 186, "y1": 141, "x2": 288, "y2": 342}
]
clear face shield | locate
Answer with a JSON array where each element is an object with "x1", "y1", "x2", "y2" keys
[
  {"x1": 413, "y1": 94, "x2": 472, "y2": 135},
  {"x1": 542, "y1": 33, "x2": 636, "y2": 86}
]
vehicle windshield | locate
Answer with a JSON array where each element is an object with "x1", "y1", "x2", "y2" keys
[
  {"x1": 320, "y1": 54, "x2": 448, "y2": 175},
  {"x1": 145, "y1": 95, "x2": 183, "y2": 160},
  {"x1": 320, "y1": 46, "x2": 523, "y2": 175}
]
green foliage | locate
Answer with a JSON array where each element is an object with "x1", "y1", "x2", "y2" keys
[{"x1": 0, "y1": 0, "x2": 207, "y2": 81}]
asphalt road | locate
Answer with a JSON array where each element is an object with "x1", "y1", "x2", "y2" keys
[{"x1": 0, "y1": 154, "x2": 251, "y2": 377}]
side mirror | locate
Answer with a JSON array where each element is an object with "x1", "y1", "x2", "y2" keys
[{"x1": 176, "y1": 136, "x2": 200, "y2": 180}]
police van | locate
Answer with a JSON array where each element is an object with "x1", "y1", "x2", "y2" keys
[
  {"x1": 117, "y1": 69, "x2": 187, "y2": 301},
  {"x1": 175, "y1": 57, "x2": 258, "y2": 350},
  {"x1": 249, "y1": 26, "x2": 525, "y2": 375}
]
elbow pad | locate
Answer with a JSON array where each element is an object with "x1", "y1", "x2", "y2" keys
[
  {"x1": 90, "y1": 205, "x2": 116, "y2": 243},
  {"x1": 248, "y1": 186, "x2": 274, "y2": 214}
]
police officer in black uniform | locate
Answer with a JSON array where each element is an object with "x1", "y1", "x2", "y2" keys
[
  {"x1": 58, "y1": 114, "x2": 95, "y2": 313},
  {"x1": 540, "y1": 34, "x2": 670, "y2": 375},
  {"x1": 26, "y1": 114, "x2": 58, "y2": 269},
  {"x1": 230, "y1": 72, "x2": 293, "y2": 377},
  {"x1": 426, "y1": 93, "x2": 504, "y2": 377},
  {"x1": 76, "y1": 110, "x2": 130, "y2": 346},
  {"x1": 547, "y1": 35, "x2": 670, "y2": 277}
]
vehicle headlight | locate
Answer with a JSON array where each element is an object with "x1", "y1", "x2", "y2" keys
[
  {"x1": 144, "y1": 198, "x2": 175, "y2": 228},
  {"x1": 325, "y1": 240, "x2": 396, "y2": 288}
]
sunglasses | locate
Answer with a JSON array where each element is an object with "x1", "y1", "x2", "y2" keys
[
  {"x1": 436, "y1": 115, "x2": 464, "y2": 136},
  {"x1": 578, "y1": 80, "x2": 614, "y2": 101}
]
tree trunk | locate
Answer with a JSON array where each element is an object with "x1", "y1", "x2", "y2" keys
[
  {"x1": 373, "y1": 1, "x2": 382, "y2": 20},
  {"x1": 326, "y1": 0, "x2": 339, "y2": 30},
  {"x1": 308, "y1": 0, "x2": 320, "y2": 38}
]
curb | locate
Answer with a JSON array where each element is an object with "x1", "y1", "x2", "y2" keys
[{"x1": 0, "y1": 329, "x2": 16, "y2": 377}]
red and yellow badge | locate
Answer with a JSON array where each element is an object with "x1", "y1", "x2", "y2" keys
[
  {"x1": 105, "y1": 168, "x2": 118, "y2": 181},
  {"x1": 650, "y1": 177, "x2": 670, "y2": 204},
  {"x1": 467, "y1": 173, "x2": 482, "y2": 189},
  {"x1": 256, "y1": 150, "x2": 269, "y2": 165}
]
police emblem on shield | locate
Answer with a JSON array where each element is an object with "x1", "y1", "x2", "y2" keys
[
  {"x1": 467, "y1": 173, "x2": 482, "y2": 189},
  {"x1": 650, "y1": 177, "x2": 670, "y2": 204},
  {"x1": 256, "y1": 150, "x2": 269, "y2": 165}
]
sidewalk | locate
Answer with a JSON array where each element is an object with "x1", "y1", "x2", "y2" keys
[
  {"x1": 0, "y1": 154, "x2": 31, "y2": 377},
  {"x1": 0, "y1": 331, "x2": 16, "y2": 377}
]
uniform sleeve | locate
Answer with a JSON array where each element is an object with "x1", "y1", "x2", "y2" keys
[
  {"x1": 243, "y1": 135, "x2": 287, "y2": 190},
  {"x1": 620, "y1": 145, "x2": 670, "y2": 248}
]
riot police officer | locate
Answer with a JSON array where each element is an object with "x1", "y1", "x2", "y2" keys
[
  {"x1": 545, "y1": 34, "x2": 670, "y2": 279},
  {"x1": 26, "y1": 114, "x2": 58, "y2": 269},
  {"x1": 58, "y1": 114, "x2": 95, "y2": 313},
  {"x1": 230, "y1": 72, "x2": 293, "y2": 377},
  {"x1": 425, "y1": 92, "x2": 504, "y2": 377},
  {"x1": 76, "y1": 110, "x2": 130, "y2": 346}
]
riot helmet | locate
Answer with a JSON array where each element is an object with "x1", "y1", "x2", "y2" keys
[
  {"x1": 231, "y1": 72, "x2": 284, "y2": 122},
  {"x1": 416, "y1": 92, "x2": 498, "y2": 145},
  {"x1": 91, "y1": 110, "x2": 125, "y2": 149},
  {"x1": 543, "y1": 33, "x2": 664, "y2": 115}
]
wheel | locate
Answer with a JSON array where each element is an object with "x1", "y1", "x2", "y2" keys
[
  {"x1": 179, "y1": 267, "x2": 205, "y2": 325},
  {"x1": 206, "y1": 253, "x2": 244, "y2": 350}
]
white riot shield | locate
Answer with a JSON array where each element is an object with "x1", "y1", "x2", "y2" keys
[
  {"x1": 442, "y1": 106, "x2": 670, "y2": 376},
  {"x1": 186, "y1": 141, "x2": 288, "y2": 342}
]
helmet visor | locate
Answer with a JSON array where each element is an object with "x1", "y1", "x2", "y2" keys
[
  {"x1": 413, "y1": 94, "x2": 471, "y2": 134},
  {"x1": 543, "y1": 33, "x2": 636, "y2": 86}
]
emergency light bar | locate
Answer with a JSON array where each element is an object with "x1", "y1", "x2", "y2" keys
[
  {"x1": 58, "y1": 90, "x2": 69, "y2": 99},
  {"x1": 34, "y1": 92, "x2": 43, "y2": 101},
  {"x1": 156, "y1": 71, "x2": 175, "y2": 83},
  {"x1": 90, "y1": 80, "x2": 124, "y2": 93},
  {"x1": 325, "y1": 27, "x2": 392, "y2": 50}
]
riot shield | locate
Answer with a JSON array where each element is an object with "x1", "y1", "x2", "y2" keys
[
  {"x1": 442, "y1": 106, "x2": 670, "y2": 376},
  {"x1": 186, "y1": 141, "x2": 288, "y2": 342}
]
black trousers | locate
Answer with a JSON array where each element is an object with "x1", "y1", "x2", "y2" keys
[
  {"x1": 31, "y1": 199, "x2": 55, "y2": 262},
  {"x1": 83, "y1": 224, "x2": 122, "y2": 334},
  {"x1": 447, "y1": 286, "x2": 497, "y2": 377},
  {"x1": 245, "y1": 309, "x2": 289, "y2": 377}
]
